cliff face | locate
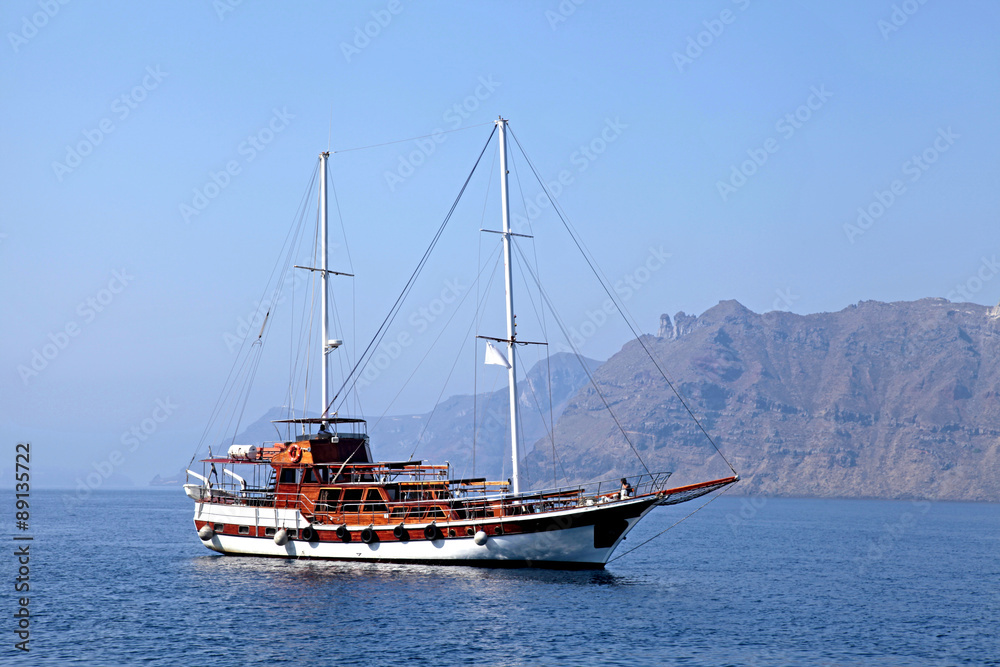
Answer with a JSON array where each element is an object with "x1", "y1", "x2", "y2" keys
[
  {"x1": 199, "y1": 299, "x2": 1000, "y2": 501},
  {"x1": 525, "y1": 299, "x2": 1000, "y2": 501}
]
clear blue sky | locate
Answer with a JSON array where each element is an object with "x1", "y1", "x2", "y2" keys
[{"x1": 2, "y1": 1, "x2": 998, "y2": 488}]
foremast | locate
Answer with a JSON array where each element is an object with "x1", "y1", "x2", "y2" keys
[
  {"x1": 296, "y1": 151, "x2": 350, "y2": 432},
  {"x1": 320, "y1": 151, "x2": 331, "y2": 429}
]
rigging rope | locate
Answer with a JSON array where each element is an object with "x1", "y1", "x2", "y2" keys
[
  {"x1": 507, "y1": 128, "x2": 738, "y2": 477},
  {"x1": 370, "y1": 240, "x2": 502, "y2": 431},
  {"x1": 510, "y1": 241, "x2": 652, "y2": 478},
  {"x1": 328, "y1": 162, "x2": 363, "y2": 417},
  {"x1": 472, "y1": 141, "x2": 498, "y2": 476},
  {"x1": 607, "y1": 483, "x2": 735, "y2": 563},
  {"x1": 187, "y1": 163, "x2": 319, "y2": 473},
  {"x1": 406, "y1": 312, "x2": 479, "y2": 463},
  {"x1": 508, "y1": 147, "x2": 561, "y2": 487},
  {"x1": 326, "y1": 125, "x2": 498, "y2": 416}
]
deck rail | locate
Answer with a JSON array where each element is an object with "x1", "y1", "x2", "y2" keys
[{"x1": 192, "y1": 471, "x2": 674, "y2": 524}]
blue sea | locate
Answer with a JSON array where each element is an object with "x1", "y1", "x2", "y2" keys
[{"x1": 9, "y1": 490, "x2": 999, "y2": 666}]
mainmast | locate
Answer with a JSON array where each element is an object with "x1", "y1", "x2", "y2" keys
[{"x1": 497, "y1": 118, "x2": 523, "y2": 494}]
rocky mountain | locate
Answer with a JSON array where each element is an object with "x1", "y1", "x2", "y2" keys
[
  {"x1": 527, "y1": 298, "x2": 1000, "y2": 501},
  {"x1": 162, "y1": 298, "x2": 1000, "y2": 502}
]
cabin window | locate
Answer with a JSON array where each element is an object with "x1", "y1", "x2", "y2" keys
[
  {"x1": 341, "y1": 488, "x2": 364, "y2": 513},
  {"x1": 362, "y1": 488, "x2": 387, "y2": 514},
  {"x1": 318, "y1": 488, "x2": 341, "y2": 512},
  {"x1": 279, "y1": 468, "x2": 299, "y2": 484},
  {"x1": 238, "y1": 525, "x2": 250, "y2": 535},
  {"x1": 264, "y1": 527, "x2": 276, "y2": 537},
  {"x1": 428, "y1": 507, "x2": 446, "y2": 520},
  {"x1": 213, "y1": 523, "x2": 224, "y2": 532},
  {"x1": 303, "y1": 467, "x2": 328, "y2": 484}
]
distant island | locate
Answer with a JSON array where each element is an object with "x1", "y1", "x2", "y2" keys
[
  {"x1": 159, "y1": 298, "x2": 1000, "y2": 503},
  {"x1": 150, "y1": 470, "x2": 187, "y2": 486}
]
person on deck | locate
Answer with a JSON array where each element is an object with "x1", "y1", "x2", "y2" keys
[{"x1": 619, "y1": 478, "x2": 633, "y2": 500}]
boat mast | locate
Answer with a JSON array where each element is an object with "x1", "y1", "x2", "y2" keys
[
  {"x1": 497, "y1": 118, "x2": 522, "y2": 495},
  {"x1": 293, "y1": 153, "x2": 349, "y2": 433},
  {"x1": 320, "y1": 151, "x2": 330, "y2": 430}
]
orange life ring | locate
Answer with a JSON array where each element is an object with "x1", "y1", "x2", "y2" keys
[{"x1": 287, "y1": 444, "x2": 302, "y2": 463}]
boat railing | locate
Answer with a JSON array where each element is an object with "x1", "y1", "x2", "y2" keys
[
  {"x1": 458, "y1": 471, "x2": 674, "y2": 516},
  {"x1": 192, "y1": 471, "x2": 673, "y2": 521},
  {"x1": 519, "y1": 471, "x2": 673, "y2": 503}
]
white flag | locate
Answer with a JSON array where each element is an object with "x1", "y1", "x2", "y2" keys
[{"x1": 484, "y1": 342, "x2": 511, "y2": 369}]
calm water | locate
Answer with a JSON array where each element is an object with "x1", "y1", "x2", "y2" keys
[{"x1": 10, "y1": 490, "x2": 999, "y2": 666}]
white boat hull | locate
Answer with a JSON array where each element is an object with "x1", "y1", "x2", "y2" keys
[{"x1": 193, "y1": 496, "x2": 661, "y2": 568}]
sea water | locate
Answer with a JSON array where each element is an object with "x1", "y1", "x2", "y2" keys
[{"x1": 12, "y1": 490, "x2": 999, "y2": 666}]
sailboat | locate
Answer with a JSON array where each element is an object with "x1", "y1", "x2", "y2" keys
[{"x1": 185, "y1": 118, "x2": 738, "y2": 568}]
